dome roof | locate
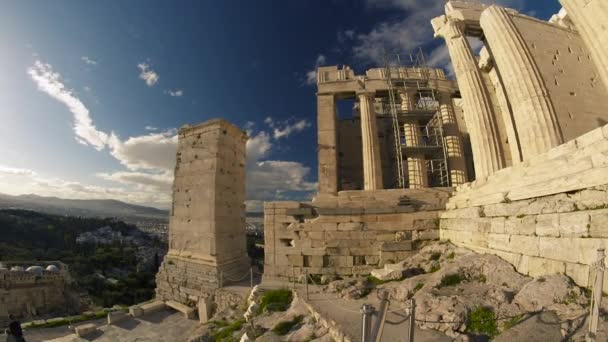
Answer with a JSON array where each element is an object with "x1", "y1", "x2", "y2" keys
[
  {"x1": 25, "y1": 266, "x2": 45, "y2": 275},
  {"x1": 46, "y1": 265, "x2": 60, "y2": 272}
]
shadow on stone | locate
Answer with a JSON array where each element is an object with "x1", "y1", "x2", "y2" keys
[
  {"x1": 114, "y1": 318, "x2": 141, "y2": 331},
  {"x1": 139, "y1": 310, "x2": 173, "y2": 324}
]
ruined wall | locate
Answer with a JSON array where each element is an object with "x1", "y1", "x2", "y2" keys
[
  {"x1": 0, "y1": 265, "x2": 72, "y2": 320},
  {"x1": 264, "y1": 189, "x2": 452, "y2": 279},
  {"x1": 440, "y1": 124, "x2": 608, "y2": 291},
  {"x1": 156, "y1": 119, "x2": 250, "y2": 306},
  {"x1": 509, "y1": 15, "x2": 608, "y2": 141},
  {"x1": 337, "y1": 117, "x2": 396, "y2": 190}
]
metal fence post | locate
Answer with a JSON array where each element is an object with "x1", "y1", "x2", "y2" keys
[
  {"x1": 361, "y1": 304, "x2": 375, "y2": 342},
  {"x1": 250, "y1": 267, "x2": 253, "y2": 289},
  {"x1": 587, "y1": 248, "x2": 605, "y2": 342},
  {"x1": 372, "y1": 290, "x2": 389, "y2": 342},
  {"x1": 407, "y1": 298, "x2": 416, "y2": 342},
  {"x1": 305, "y1": 269, "x2": 309, "y2": 300}
]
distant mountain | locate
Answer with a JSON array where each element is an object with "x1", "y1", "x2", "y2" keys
[{"x1": 0, "y1": 193, "x2": 168, "y2": 221}]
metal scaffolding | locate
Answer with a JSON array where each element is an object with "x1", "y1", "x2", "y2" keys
[{"x1": 382, "y1": 49, "x2": 451, "y2": 188}]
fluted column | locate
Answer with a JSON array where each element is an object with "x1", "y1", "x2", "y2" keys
[
  {"x1": 559, "y1": 0, "x2": 608, "y2": 91},
  {"x1": 358, "y1": 92, "x2": 383, "y2": 190},
  {"x1": 317, "y1": 94, "x2": 338, "y2": 194},
  {"x1": 480, "y1": 6, "x2": 563, "y2": 159},
  {"x1": 400, "y1": 91, "x2": 428, "y2": 188},
  {"x1": 438, "y1": 92, "x2": 468, "y2": 186},
  {"x1": 432, "y1": 15, "x2": 504, "y2": 179}
]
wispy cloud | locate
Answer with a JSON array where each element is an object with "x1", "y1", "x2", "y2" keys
[
  {"x1": 165, "y1": 89, "x2": 183, "y2": 97},
  {"x1": 272, "y1": 119, "x2": 311, "y2": 140},
  {"x1": 304, "y1": 54, "x2": 327, "y2": 86},
  {"x1": 81, "y1": 56, "x2": 97, "y2": 65},
  {"x1": 0, "y1": 165, "x2": 36, "y2": 176},
  {"x1": 28, "y1": 61, "x2": 109, "y2": 150},
  {"x1": 137, "y1": 62, "x2": 159, "y2": 86}
]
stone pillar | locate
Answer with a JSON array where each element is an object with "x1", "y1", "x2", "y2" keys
[
  {"x1": 317, "y1": 94, "x2": 339, "y2": 194},
  {"x1": 438, "y1": 92, "x2": 468, "y2": 186},
  {"x1": 400, "y1": 91, "x2": 428, "y2": 188},
  {"x1": 432, "y1": 15, "x2": 504, "y2": 179},
  {"x1": 480, "y1": 6, "x2": 563, "y2": 159},
  {"x1": 155, "y1": 119, "x2": 250, "y2": 305},
  {"x1": 358, "y1": 91, "x2": 383, "y2": 190},
  {"x1": 559, "y1": 0, "x2": 608, "y2": 91}
]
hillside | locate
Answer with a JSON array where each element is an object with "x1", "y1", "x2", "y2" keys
[{"x1": 0, "y1": 193, "x2": 168, "y2": 221}]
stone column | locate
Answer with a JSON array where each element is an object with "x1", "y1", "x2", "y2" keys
[
  {"x1": 438, "y1": 92, "x2": 468, "y2": 186},
  {"x1": 480, "y1": 6, "x2": 563, "y2": 159},
  {"x1": 559, "y1": 0, "x2": 608, "y2": 91},
  {"x1": 432, "y1": 15, "x2": 504, "y2": 179},
  {"x1": 400, "y1": 91, "x2": 428, "y2": 188},
  {"x1": 317, "y1": 94, "x2": 339, "y2": 194},
  {"x1": 358, "y1": 91, "x2": 383, "y2": 190}
]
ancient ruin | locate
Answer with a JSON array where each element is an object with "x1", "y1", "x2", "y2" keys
[
  {"x1": 263, "y1": 0, "x2": 608, "y2": 293},
  {"x1": 155, "y1": 119, "x2": 250, "y2": 307}
]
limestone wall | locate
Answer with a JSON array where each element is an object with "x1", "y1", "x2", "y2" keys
[
  {"x1": 440, "y1": 124, "x2": 608, "y2": 291},
  {"x1": 510, "y1": 14, "x2": 608, "y2": 142},
  {"x1": 0, "y1": 263, "x2": 71, "y2": 320},
  {"x1": 264, "y1": 189, "x2": 452, "y2": 279}
]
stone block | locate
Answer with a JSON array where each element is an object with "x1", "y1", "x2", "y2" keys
[
  {"x1": 75, "y1": 323, "x2": 97, "y2": 337},
  {"x1": 141, "y1": 300, "x2": 166, "y2": 315},
  {"x1": 107, "y1": 311, "x2": 129, "y2": 325},
  {"x1": 129, "y1": 305, "x2": 144, "y2": 317},
  {"x1": 526, "y1": 256, "x2": 566, "y2": 278},
  {"x1": 488, "y1": 233, "x2": 510, "y2": 251},
  {"x1": 286, "y1": 255, "x2": 304, "y2": 267},
  {"x1": 504, "y1": 215, "x2": 536, "y2": 235},
  {"x1": 559, "y1": 211, "x2": 590, "y2": 237},
  {"x1": 508, "y1": 235, "x2": 539, "y2": 256},
  {"x1": 337, "y1": 222, "x2": 364, "y2": 231},
  {"x1": 365, "y1": 255, "x2": 379, "y2": 265},
  {"x1": 440, "y1": 206, "x2": 484, "y2": 219},
  {"x1": 490, "y1": 217, "x2": 506, "y2": 234},
  {"x1": 310, "y1": 256, "x2": 324, "y2": 268},
  {"x1": 381, "y1": 241, "x2": 412, "y2": 252},
  {"x1": 166, "y1": 300, "x2": 196, "y2": 319},
  {"x1": 590, "y1": 209, "x2": 608, "y2": 238},
  {"x1": 414, "y1": 229, "x2": 439, "y2": 240},
  {"x1": 538, "y1": 237, "x2": 578, "y2": 263},
  {"x1": 535, "y1": 214, "x2": 560, "y2": 237},
  {"x1": 198, "y1": 297, "x2": 213, "y2": 323}
]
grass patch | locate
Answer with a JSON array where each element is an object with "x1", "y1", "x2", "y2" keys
[
  {"x1": 414, "y1": 283, "x2": 424, "y2": 292},
  {"x1": 272, "y1": 315, "x2": 304, "y2": 335},
  {"x1": 438, "y1": 273, "x2": 464, "y2": 288},
  {"x1": 429, "y1": 264, "x2": 441, "y2": 273},
  {"x1": 503, "y1": 314, "x2": 523, "y2": 330},
  {"x1": 211, "y1": 319, "x2": 245, "y2": 341},
  {"x1": 467, "y1": 307, "x2": 499, "y2": 338},
  {"x1": 430, "y1": 252, "x2": 442, "y2": 261},
  {"x1": 25, "y1": 309, "x2": 111, "y2": 329},
  {"x1": 259, "y1": 289, "x2": 293, "y2": 313},
  {"x1": 367, "y1": 276, "x2": 391, "y2": 286},
  {"x1": 446, "y1": 252, "x2": 455, "y2": 260}
]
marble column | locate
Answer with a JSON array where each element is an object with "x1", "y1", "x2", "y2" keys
[
  {"x1": 358, "y1": 91, "x2": 383, "y2": 190},
  {"x1": 432, "y1": 15, "x2": 504, "y2": 179},
  {"x1": 559, "y1": 0, "x2": 608, "y2": 92},
  {"x1": 438, "y1": 92, "x2": 468, "y2": 186},
  {"x1": 400, "y1": 91, "x2": 428, "y2": 188},
  {"x1": 480, "y1": 6, "x2": 563, "y2": 159},
  {"x1": 317, "y1": 94, "x2": 338, "y2": 194}
]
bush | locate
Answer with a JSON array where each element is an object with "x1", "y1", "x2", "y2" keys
[
  {"x1": 467, "y1": 307, "x2": 499, "y2": 338},
  {"x1": 439, "y1": 273, "x2": 464, "y2": 288},
  {"x1": 211, "y1": 319, "x2": 245, "y2": 341},
  {"x1": 259, "y1": 289, "x2": 293, "y2": 313},
  {"x1": 430, "y1": 252, "x2": 442, "y2": 261},
  {"x1": 272, "y1": 315, "x2": 303, "y2": 335}
]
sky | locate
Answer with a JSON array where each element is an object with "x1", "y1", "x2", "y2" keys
[{"x1": 0, "y1": 0, "x2": 561, "y2": 211}]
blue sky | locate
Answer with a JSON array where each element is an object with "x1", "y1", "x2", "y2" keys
[{"x1": 0, "y1": 0, "x2": 560, "y2": 210}]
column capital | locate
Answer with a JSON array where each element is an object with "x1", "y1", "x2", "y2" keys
[
  {"x1": 356, "y1": 90, "x2": 375, "y2": 98},
  {"x1": 431, "y1": 15, "x2": 465, "y2": 39}
]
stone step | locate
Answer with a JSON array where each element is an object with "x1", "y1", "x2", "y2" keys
[
  {"x1": 140, "y1": 300, "x2": 166, "y2": 315},
  {"x1": 74, "y1": 323, "x2": 97, "y2": 337},
  {"x1": 166, "y1": 300, "x2": 195, "y2": 319}
]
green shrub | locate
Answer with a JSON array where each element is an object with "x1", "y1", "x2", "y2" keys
[
  {"x1": 439, "y1": 273, "x2": 464, "y2": 288},
  {"x1": 429, "y1": 264, "x2": 441, "y2": 273},
  {"x1": 414, "y1": 283, "x2": 424, "y2": 292},
  {"x1": 272, "y1": 315, "x2": 303, "y2": 335},
  {"x1": 467, "y1": 307, "x2": 498, "y2": 338},
  {"x1": 259, "y1": 289, "x2": 293, "y2": 313},
  {"x1": 446, "y1": 252, "x2": 455, "y2": 260},
  {"x1": 503, "y1": 314, "x2": 522, "y2": 330},
  {"x1": 211, "y1": 319, "x2": 245, "y2": 341},
  {"x1": 430, "y1": 252, "x2": 442, "y2": 261}
]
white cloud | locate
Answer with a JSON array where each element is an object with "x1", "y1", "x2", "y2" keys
[
  {"x1": 97, "y1": 171, "x2": 173, "y2": 192},
  {"x1": 137, "y1": 62, "x2": 159, "y2": 86},
  {"x1": 304, "y1": 54, "x2": 327, "y2": 86},
  {"x1": 246, "y1": 131, "x2": 272, "y2": 162},
  {"x1": 165, "y1": 89, "x2": 183, "y2": 97},
  {"x1": 28, "y1": 61, "x2": 109, "y2": 150},
  {"x1": 108, "y1": 130, "x2": 177, "y2": 171},
  {"x1": 145, "y1": 126, "x2": 158, "y2": 131},
  {"x1": 0, "y1": 165, "x2": 36, "y2": 176},
  {"x1": 81, "y1": 56, "x2": 97, "y2": 65},
  {"x1": 272, "y1": 119, "x2": 311, "y2": 140},
  {"x1": 354, "y1": 0, "x2": 525, "y2": 66}
]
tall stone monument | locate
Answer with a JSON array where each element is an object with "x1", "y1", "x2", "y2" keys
[{"x1": 156, "y1": 119, "x2": 250, "y2": 306}]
